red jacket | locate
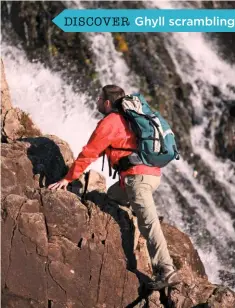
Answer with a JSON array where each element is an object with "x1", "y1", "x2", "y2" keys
[{"x1": 64, "y1": 113, "x2": 161, "y2": 182}]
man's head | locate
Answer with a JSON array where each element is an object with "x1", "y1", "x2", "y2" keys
[{"x1": 96, "y1": 85, "x2": 125, "y2": 115}]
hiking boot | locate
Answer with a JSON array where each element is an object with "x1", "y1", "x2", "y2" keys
[{"x1": 147, "y1": 268, "x2": 180, "y2": 291}]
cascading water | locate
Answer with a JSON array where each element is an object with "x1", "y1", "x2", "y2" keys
[
  {"x1": 1, "y1": 42, "x2": 116, "y2": 184},
  {"x1": 2, "y1": 0, "x2": 235, "y2": 290},
  {"x1": 149, "y1": 0, "x2": 235, "y2": 287},
  {"x1": 64, "y1": 0, "x2": 139, "y2": 90}
]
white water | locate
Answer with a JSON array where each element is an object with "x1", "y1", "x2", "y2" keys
[
  {"x1": 2, "y1": 43, "x2": 117, "y2": 185},
  {"x1": 148, "y1": 0, "x2": 235, "y2": 286},
  {"x1": 64, "y1": 0, "x2": 139, "y2": 91},
  {"x1": 2, "y1": 23, "x2": 138, "y2": 189},
  {"x1": 89, "y1": 32, "x2": 139, "y2": 91},
  {"x1": 152, "y1": 0, "x2": 235, "y2": 185}
]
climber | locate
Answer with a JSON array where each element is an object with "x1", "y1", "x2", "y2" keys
[{"x1": 48, "y1": 84, "x2": 180, "y2": 291}]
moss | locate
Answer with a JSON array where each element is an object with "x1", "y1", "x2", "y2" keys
[
  {"x1": 114, "y1": 34, "x2": 129, "y2": 53},
  {"x1": 17, "y1": 111, "x2": 41, "y2": 138},
  {"x1": 6, "y1": 1, "x2": 99, "y2": 96},
  {"x1": 91, "y1": 72, "x2": 98, "y2": 80},
  {"x1": 85, "y1": 58, "x2": 91, "y2": 65},
  {"x1": 48, "y1": 44, "x2": 58, "y2": 57}
]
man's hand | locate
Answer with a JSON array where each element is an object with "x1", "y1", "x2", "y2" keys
[{"x1": 48, "y1": 179, "x2": 69, "y2": 191}]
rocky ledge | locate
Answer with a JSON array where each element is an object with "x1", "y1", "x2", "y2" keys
[{"x1": 1, "y1": 61, "x2": 235, "y2": 308}]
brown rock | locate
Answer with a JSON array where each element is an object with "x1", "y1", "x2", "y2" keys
[
  {"x1": 162, "y1": 223, "x2": 206, "y2": 280},
  {"x1": 18, "y1": 212, "x2": 48, "y2": 256},
  {"x1": 1, "y1": 59, "x2": 12, "y2": 117},
  {"x1": 3, "y1": 108, "x2": 42, "y2": 141},
  {"x1": 1, "y1": 194, "x2": 26, "y2": 288},
  {"x1": 2, "y1": 145, "x2": 235, "y2": 307},
  {"x1": 1, "y1": 135, "x2": 74, "y2": 200},
  {"x1": 5, "y1": 227, "x2": 47, "y2": 304},
  {"x1": 70, "y1": 169, "x2": 107, "y2": 197},
  {"x1": 1, "y1": 142, "x2": 36, "y2": 199},
  {"x1": 207, "y1": 286, "x2": 235, "y2": 308},
  {"x1": 1, "y1": 186, "x2": 142, "y2": 307},
  {"x1": 1, "y1": 293, "x2": 44, "y2": 308},
  {"x1": 21, "y1": 135, "x2": 74, "y2": 186},
  {"x1": 81, "y1": 169, "x2": 107, "y2": 193},
  {"x1": 1, "y1": 60, "x2": 42, "y2": 142}
]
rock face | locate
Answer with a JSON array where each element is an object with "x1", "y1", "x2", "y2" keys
[
  {"x1": 2, "y1": 141, "x2": 235, "y2": 308},
  {"x1": 1, "y1": 136, "x2": 74, "y2": 200},
  {"x1": 1, "y1": 1, "x2": 100, "y2": 98},
  {"x1": 1, "y1": 61, "x2": 235, "y2": 308},
  {"x1": 214, "y1": 102, "x2": 235, "y2": 162},
  {"x1": 1, "y1": 59, "x2": 12, "y2": 116},
  {"x1": 1, "y1": 187, "x2": 139, "y2": 308},
  {"x1": 202, "y1": 1, "x2": 235, "y2": 64},
  {"x1": 1, "y1": 59, "x2": 42, "y2": 142}
]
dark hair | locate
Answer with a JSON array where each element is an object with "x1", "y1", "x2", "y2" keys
[{"x1": 102, "y1": 85, "x2": 125, "y2": 106}]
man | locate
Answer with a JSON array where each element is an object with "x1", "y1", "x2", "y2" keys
[{"x1": 48, "y1": 85, "x2": 179, "y2": 290}]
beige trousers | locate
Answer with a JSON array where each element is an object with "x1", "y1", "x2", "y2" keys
[{"x1": 107, "y1": 174, "x2": 174, "y2": 273}]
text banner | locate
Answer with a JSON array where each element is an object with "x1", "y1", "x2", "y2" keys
[{"x1": 52, "y1": 9, "x2": 235, "y2": 32}]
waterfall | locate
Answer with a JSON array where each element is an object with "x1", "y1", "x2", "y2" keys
[
  {"x1": 148, "y1": 0, "x2": 235, "y2": 287},
  {"x1": 64, "y1": 0, "x2": 139, "y2": 92},
  {"x1": 1, "y1": 42, "x2": 118, "y2": 185}
]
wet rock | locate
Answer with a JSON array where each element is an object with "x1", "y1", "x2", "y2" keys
[
  {"x1": 202, "y1": 1, "x2": 235, "y2": 64},
  {"x1": 1, "y1": 134, "x2": 74, "y2": 200},
  {"x1": 1, "y1": 59, "x2": 42, "y2": 142},
  {"x1": 214, "y1": 102, "x2": 235, "y2": 162},
  {"x1": 2, "y1": 0, "x2": 100, "y2": 97},
  {"x1": 1, "y1": 59, "x2": 12, "y2": 117}
]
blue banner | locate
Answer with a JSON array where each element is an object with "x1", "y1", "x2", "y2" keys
[{"x1": 52, "y1": 9, "x2": 235, "y2": 32}]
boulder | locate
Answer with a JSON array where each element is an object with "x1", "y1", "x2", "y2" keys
[
  {"x1": 2, "y1": 156, "x2": 235, "y2": 307},
  {"x1": 1, "y1": 59, "x2": 42, "y2": 142},
  {"x1": 2, "y1": 132, "x2": 235, "y2": 307},
  {"x1": 1, "y1": 186, "x2": 141, "y2": 308},
  {"x1": 1, "y1": 59, "x2": 12, "y2": 117},
  {"x1": 1, "y1": 135, "x2": 74, "y2": 201}
]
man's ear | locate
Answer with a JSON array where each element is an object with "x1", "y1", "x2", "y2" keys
[{"x1": 104, "y1": 100, "x2": 111, "y2": 108}]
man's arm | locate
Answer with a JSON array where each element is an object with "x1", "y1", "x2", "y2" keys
[{"x1": 64, "y1": 114, "x2": 118, "y2": 182}]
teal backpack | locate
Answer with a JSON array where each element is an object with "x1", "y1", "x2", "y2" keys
[
  {"x1": 103, "y1": 93, "x2": 180, "y2": 177},
  {"x1": 102, "y1": 94, "x2": 179, "y2": 178}
]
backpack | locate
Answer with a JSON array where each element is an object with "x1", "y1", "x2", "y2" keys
[{"x1": 102, "y1": 94, "x2": 180, "y2": 177}]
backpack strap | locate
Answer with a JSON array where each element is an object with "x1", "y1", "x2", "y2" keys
[
  {"x1": 117, "y1": 153, "x2": 142, "y2": 171},
  {"x1": 173, "y1": 145, "x2": 180, "y2": 160},
  {"x1": 109, "y1": 146, "x2": 139, "y2": 175},
  {"x1": 102, "y1": 145, "x2": 141, "y2": 178},
  {"x1": 144, "y1": 114, "x2": 168, "y2": 154},
  {"x1": 109, "y1": 146, "x2": 138, "y2": 152},
  {"x1": 101, "y1": 151, "x2": 105, "y2": 172},
  {"x1": 101, "y1": 149, "x2": 113, "y2": 177}
]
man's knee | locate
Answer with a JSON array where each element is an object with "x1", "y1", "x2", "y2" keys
[
  {"x1": 131, "y1": 201, "x2": 159, "y2": 226},
  {"x1": 139, "y1": 212, "x2": 160, "y2": 228}
]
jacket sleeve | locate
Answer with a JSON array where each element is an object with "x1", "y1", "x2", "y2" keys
[{"x1": 64, "y1": 115, "x2": 118, "y2": 182}]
